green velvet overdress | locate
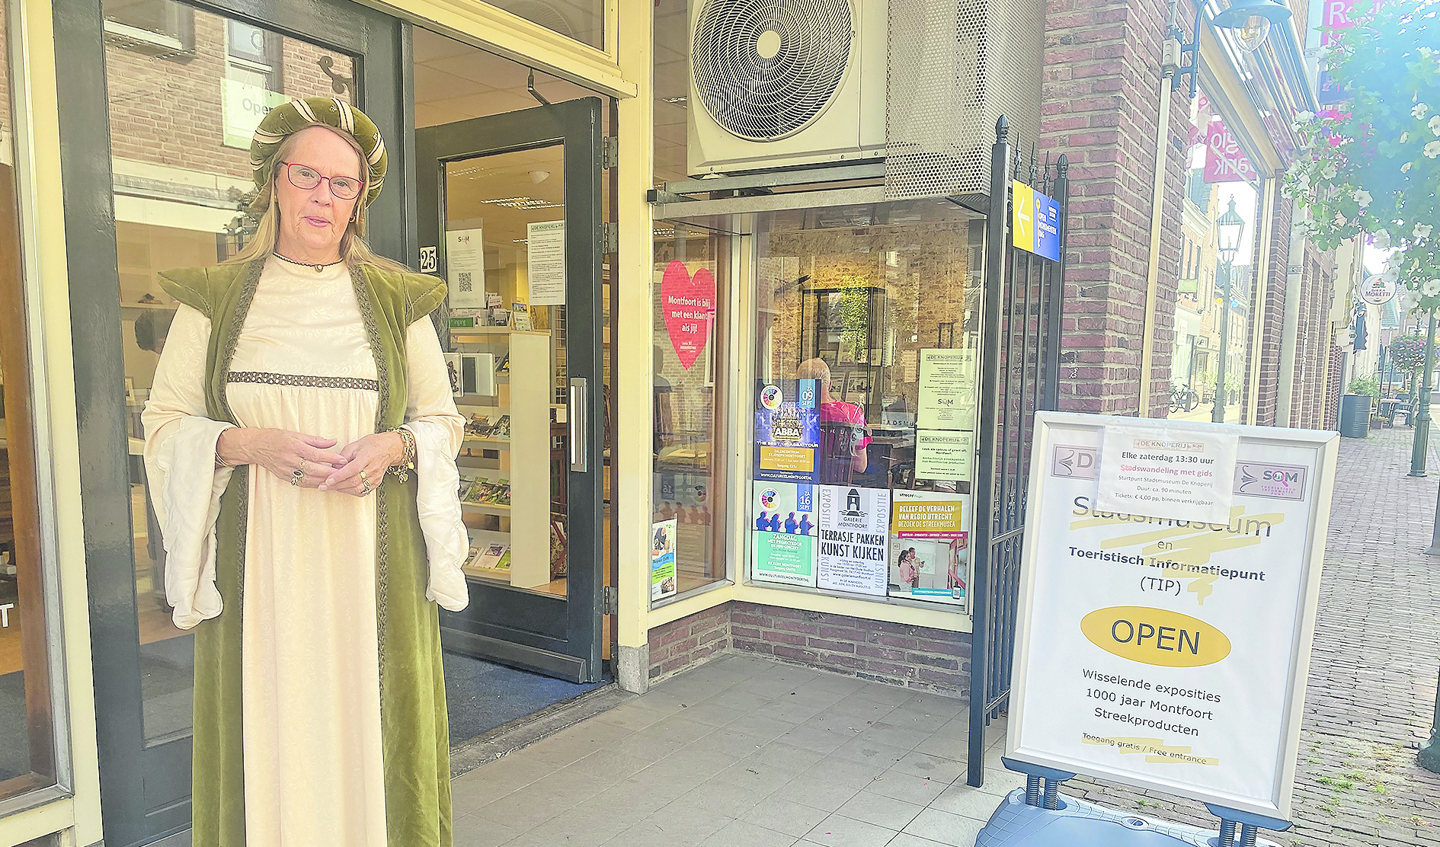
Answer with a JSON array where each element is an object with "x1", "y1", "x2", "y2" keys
[{"x1": 157, "y1": 258, "x2": 455, "y2": 847}]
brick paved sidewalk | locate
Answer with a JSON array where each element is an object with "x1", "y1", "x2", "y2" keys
[{"x1": 1065, "y1": 425, "x2": 1440, "y2": 846}]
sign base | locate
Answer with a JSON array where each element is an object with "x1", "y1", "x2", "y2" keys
[{"x1": 975, "y1": 790, "x2": 1282, "y2": 847}]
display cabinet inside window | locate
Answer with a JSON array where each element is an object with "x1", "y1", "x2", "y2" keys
[{"x1": 749, "y1": 200, "x2": 984, "y2": 612}]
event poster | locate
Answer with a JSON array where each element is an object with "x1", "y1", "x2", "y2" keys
[
  {"x1": 889, "y1": 491, "x2": 970, "y2": 610},
  {"x1": 915, "y1": 430, "x2": 975, "y2": 482},
  {"x1": 753, "y1": 380, "x2": 820, "y2": 484},
  {"x1": 1007, "y1": 413, "x2": 1336, "y2": 818},
  {"x1": 650, "y1": 518, "x2": 677, "y2": 601},
  {"x1": 917, "y1": 348, "x2": 977, "y2": 431},
  {"x1": 446, "y1": 228, "x2": 486, "y2": 309},
  {"x1": 1097, "y1": 423, "x2": 1239, "y2": 524},
  {"x1": 752, "y1": 482, "x2": 818, "y2": 587},
  {"x1": 526, "y1": 221, "x2": 566, "y2": 305},
  {"x1": 816, "y1": 485, "x2": 892, "y2": 596}
]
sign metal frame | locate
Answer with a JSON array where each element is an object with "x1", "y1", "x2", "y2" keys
[{"x1": 1004, "y1": 412, "x2": 1339, "y2": 819}]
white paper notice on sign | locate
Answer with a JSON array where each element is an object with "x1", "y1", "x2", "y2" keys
[
  {"x1": 446, "y1": 228, "x2": 486, "y2": 310},
  {"x1": 527, "y1": 221, "x2": 566, "y2": 305},
  {"x1": 1006, "y1": 412, "x2": 1338, "y2": 819},
  {"x1": 917, "y1": 348, "x2": 977, "y2": 431},
  {"x1": 1097, "y1": 423, "x2": 1239, "y2": 524},
  {"x1": 915, "y1": 430, "x2": 975, "y2": 482},
  {"x1": 816, "y1": 485, "x2": 891, "y2": 597}
]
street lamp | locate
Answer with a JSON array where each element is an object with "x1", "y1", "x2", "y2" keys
[
  {"x1": 1211, "y1": 0, "x2": 1294, "y2": 53},
  {"x1": 1409, "y1": 308, "x2": 1437, "y2": 477},
  {"x1": 1212, "y1": 196, "x2": 1246, "y2": 424}
]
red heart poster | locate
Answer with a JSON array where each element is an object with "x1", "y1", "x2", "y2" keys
[{"x1": 661, "y1": 260, "x2": 716, "y2": 371}]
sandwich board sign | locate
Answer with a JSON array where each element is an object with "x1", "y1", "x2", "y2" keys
[{"x1": 1004, "y1": 412, "x2": 1337, "y2": 819}]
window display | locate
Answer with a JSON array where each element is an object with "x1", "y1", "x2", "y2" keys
[{"x1": 750, "y1": 200, "x2": 985, "y2": 609}]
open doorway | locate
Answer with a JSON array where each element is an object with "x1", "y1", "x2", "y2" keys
[{"x1": 412, "y1": 28, "x2": 615, "y2": 745}]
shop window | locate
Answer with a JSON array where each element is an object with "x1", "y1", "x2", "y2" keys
[
  {"x1": 652, "y1": 223, "x2": 730, "y2": 604},
  {"x1": 102, "y1": 0, "x2": 356, "y2": 744},
  {"x1": 748, "y1": 200, "x2": 983, "y2": 610},
  {"x1": 104, "y1": 0, "x2": 195, "y2": 56},
  {"x1": 0, "y1": 1, "x2": 59, "y2": 803}
]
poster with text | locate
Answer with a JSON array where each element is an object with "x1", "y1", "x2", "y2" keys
[
  {"x1": 752, "y1": 482, "x2": 818, "y2": 587},
  {"x1": 446, "y1": 228, "x2": 486, "y2": 309},
  {"x1": 816, "y1": 485, "x2": 892, "y2": 596},
  {"x1": 916, "y1": 430, "x2": 975, "y2": 482},
  {"x1": 917, "y1": 348, "x2": 977, "y2": 431},
  {"x1": 1006, "y1": 412, "x2": 1336, "y2": 819},
  {"x1": 650, "y1": 518, "x2": 677, "y2": 601},
  {"x1": 754, "y1": 380, "x2": 820, "y2": 484},
  {"x1": 527, "y1": 221, "x2": 566, "y2": 305},
  {"x1": 889, "y1": 491, "x2": 971, "y2": 610}
]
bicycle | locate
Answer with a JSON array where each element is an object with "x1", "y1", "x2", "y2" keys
[{"x1": 1169, "y1": 385, "x2": 1200, "y2": 414}]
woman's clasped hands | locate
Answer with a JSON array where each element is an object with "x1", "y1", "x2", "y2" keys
[{"x1": 216, "y1": 427, "x2": 405, "y2": 497}]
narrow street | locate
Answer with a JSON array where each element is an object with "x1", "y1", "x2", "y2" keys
[{"x1": 451, "y1": 425, "x2": 1440, "y2": 846}]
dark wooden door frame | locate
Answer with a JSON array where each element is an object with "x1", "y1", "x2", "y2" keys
[
  {"x1": 417, "y1": 99, "x2": 606, "y2": 684},
  {"x1": 52, "y1": 0, "x2": 412, "y2": 843}
]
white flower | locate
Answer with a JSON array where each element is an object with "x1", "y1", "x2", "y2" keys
[
  {"x1": 1383, "y1": 265, "x2": 1401, "y2": 284},
  {"x1": 1416, "y1": 223, "x2": 1435, "y2": 240},
  {"x1": 1295, "y1": 110, "x2": 1314, "y2": 123},
  {"x1": 1401, "y1": 290, "x2": 1421, "y2": 312},
  {"x1": 1426, "y1": 141, "x2": 1440, "y2": 158},
  {"x1": 1424, "y1": 279, "x2": 1440, "y2": 298},
  {"x1": 1416, "y1": 103, "x2": 1431, "y2": 120},
  {"x1": 1374, "y1": 229, "x2": 1392, "y2": 249},
  {"x1": 1353, "y1": 189, "x2": 1373, "y2": 207},
  {"x1": 1431, "y1": 115, "x2": 1440, "y2": 136},
  {"x1": 1321, "y1": 162, "x2": 1338, "y2": 179}
]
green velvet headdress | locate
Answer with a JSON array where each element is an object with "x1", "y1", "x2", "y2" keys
[{"x1": 250, "y1": 96, "x2": 388, "y2": 206}]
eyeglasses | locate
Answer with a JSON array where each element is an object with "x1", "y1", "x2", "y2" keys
[{"x1": 280, "y1": 162, "x2": 363, "y2": 201}]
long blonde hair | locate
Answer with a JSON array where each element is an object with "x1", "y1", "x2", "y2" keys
[{"x1": 227, "y1": 125, "x2": 410, "y2": 274}]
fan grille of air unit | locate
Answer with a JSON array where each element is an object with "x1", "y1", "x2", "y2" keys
[{"x1": 691, "y1": 0, "x2": 854, "y2": 141}]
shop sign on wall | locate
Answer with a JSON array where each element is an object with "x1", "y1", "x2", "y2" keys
[
  {"x1": 661, "y1": 260, "x2": 716, "y2": 370},
  {"x1": 816, "y1": 485, "x2": 891, "y2": 596},
  {"x1": 1006, "y1": 412, "x2": 1337, "y2": 818},
  {"x1": 1203, "y1": 121, "x2": 1260, "y2": 184},
  {"x1": 754, "y1": 380, "x2": 820, "y2": 484},
  {"x1": 1358, "y1": 275, "x2": 1396, "y2": 306},
  {"x1": 752, "y1": 482, "x2": 818, "y2": 587},
  {"x1": 888, "y1": 491, "x2": 970, "y2": 610},
  {"x1": 651, "y1": 518, "x2": 677, "y2": 601},
  {"x1": 1012, "y1": 181, "x2": 1061, "y2": 262}
]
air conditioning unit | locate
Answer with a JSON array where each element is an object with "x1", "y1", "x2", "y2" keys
[{"x1": 687, "y1": 0, "x2": 887, "y2": 176}]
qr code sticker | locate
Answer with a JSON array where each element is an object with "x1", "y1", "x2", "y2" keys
[{"x1": 457, "y1": 272, "x2": 473, "y2": 292}]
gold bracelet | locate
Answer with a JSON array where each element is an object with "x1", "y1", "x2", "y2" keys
[
  {"x1": 215, "y1": 450, "x2": 233, "y2": 468},
  {"x1": 387, "y1": 427, "x2": 417, "y2": 482}
]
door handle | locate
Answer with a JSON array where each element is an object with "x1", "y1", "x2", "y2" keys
[{"x1": 569, "y1": 378, "x2": 588, "y2": 472}]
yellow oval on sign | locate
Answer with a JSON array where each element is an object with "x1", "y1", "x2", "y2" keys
[{"x1": 1080, "y1": 606, "x2": 1231, "y2": 668}]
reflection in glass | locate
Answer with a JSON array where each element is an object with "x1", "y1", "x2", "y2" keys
[
  {"x1": 445, "y1": 146, "x2": 569, "y2": 597},
  {"x1": 485, "y1": 0, "x2": 604, "y2": 50},
  {"x1": 652, "y1": 223, "x2": 730, "y2": 600},
  {"x1": 750, "y1": 201, "x2": 985, "y2": 608},
  {"x1": 102, "y1": 0, "x2": 357, "y2": 744}
]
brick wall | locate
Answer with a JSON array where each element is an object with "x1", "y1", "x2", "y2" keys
[
  {"x1": 1041, "y1": 0, "x2": 1190, "y2": 416},
  {"x1": 104, "y1": 11, "x2": 352, "y2": 179},
  {"x1": 1241, "y1": 189, "x2": 1291, "y2": 426},
  {"x1": 646, "y1": 603, "x2": 729, "y2": 682},
  {"x1": 646, "y1": 601, "x2": 973, "y2": 698}
]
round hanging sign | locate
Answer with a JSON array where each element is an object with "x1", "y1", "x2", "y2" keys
[{"x1": 1359, "y1": 275, "x2": 1396, "y2": 306}]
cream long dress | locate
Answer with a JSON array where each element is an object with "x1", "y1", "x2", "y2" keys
[{"x1": 142, "y1": 257, "x2": 469, "y2": 847}]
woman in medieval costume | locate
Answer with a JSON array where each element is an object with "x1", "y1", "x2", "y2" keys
[{"x1": 142, "y1": 97, "x2": 469, "y2": 847}]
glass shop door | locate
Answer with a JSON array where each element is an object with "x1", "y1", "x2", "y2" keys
[{"x1": 416, "y1": 99, "x2": 605, "y2": 684}]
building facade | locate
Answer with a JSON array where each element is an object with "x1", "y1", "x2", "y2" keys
[{"x1": 0, "y1": 0, "x2": 1360, "y2": 844}]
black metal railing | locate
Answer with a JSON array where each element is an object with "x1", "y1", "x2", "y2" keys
[{"x1": 967, "y1": 117, "x2": 1069, "y2": 787}]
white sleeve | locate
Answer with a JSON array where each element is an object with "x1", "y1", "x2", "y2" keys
[
  {"x1": 403, "y1": 315, "x2": 470, "y2": 612},
  {"x1": 141, "y1": 304, "x2": 235, "y2": 630}
]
